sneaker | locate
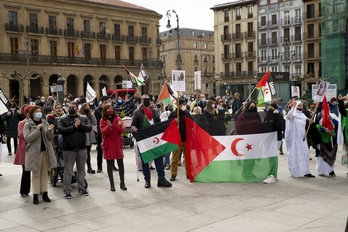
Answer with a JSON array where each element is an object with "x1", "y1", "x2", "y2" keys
[
  {"x1": 79, "y1": 189, "x2": 89, "y2": 196},
  {"x1": 165, "y1": 164, "x2": 171, "y2": 170},
  {"x1": 64, "y1": 192, "x2": 72, "y2": 199},
  {"x1": 263, "y1": 175, "x2": 276, "y2": 184}
]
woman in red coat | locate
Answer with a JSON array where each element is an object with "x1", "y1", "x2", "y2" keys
[{"x1": 100, "y1": 104, "x2": 126, "y2": 191}]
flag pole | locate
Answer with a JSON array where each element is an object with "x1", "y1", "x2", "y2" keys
[
  {"x1": 177, "y1": 91, "x2": 180, "y2": 127},
  {"x1": 303, "y1": 101, "x2": 319, "y2": 141}
]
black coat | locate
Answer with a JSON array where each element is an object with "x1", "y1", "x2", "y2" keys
[
  {"x1": 131, "y1": 106, "x2": 160, "y2": 131},
  {"x1": 262, "y1": 110, "x2": 284, "y2": 141}
]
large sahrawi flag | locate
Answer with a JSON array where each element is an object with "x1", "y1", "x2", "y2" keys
[
  {"x1": 133, "y1": 119, "x2": 181, "y2": 163},
  {"x1": 185, "y1": 117, "x2": 278, "y2": 182}
]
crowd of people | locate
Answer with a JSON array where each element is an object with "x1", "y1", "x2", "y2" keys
[{"x1": 0, "y1": 90, "x2": 347, "y2": 204}]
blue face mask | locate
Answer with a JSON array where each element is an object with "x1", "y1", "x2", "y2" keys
[{"x1": 35, "y1": 112, "x2": 42, "y2": 119}]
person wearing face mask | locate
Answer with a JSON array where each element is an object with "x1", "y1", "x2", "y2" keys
[
  {"x1": 261, "y1": 103, "x2": 284, "y2": 183},
  {"x1": 2, "y1": 100, "x2": 22, "y2": 156},
  {"x1": 160, "y1": 105, "x2": 174, "y2": 170},
  {"x1": 100, "y1": 104, "x2": 127, "y2": 191},
  {"x1": 58, "y1": 101, "x2": 92, "y2": 199},
  {"x1": 285, "y1": 101, "x2": 315, "y2": 178},
  {"x1": 23, "y1": 106, "x2": 57, "y2": 204},
  {"x1": 197, "y1": 94, "x2": 207, "y2": 112},
  {"x1": 131, "y1": 94, "x2": 172, "y2": 188},
  {"x1": 235, "y1": 101, "x2": 262, "y2": 135},
  {"x1": 79, "y1": 103, "x2": 97, "y2": 174},
  {"x1": 168, "y1": 98, "x2": 191, "y2": 181}
]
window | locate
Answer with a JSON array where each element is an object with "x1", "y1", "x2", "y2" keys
[
  {"x1": 224, "y1": 44, "x2": 229, "y2": 59},
  {"x1": 261, "y1": 16, "x2": 266, "y2": 26},
  {"x1": 129, "y1": 46, "x2": 134, "y2": 60},
  {"x1": 128, "y1": 25, "x2": 134, "y2": 36},
  {"x1": 49, "y1": 16, "x2": 57, "y2": 30},
  {"x1": 236, "y1": 7, "x2": 241, "y2": 20},
  {"x1": 271, "y1": 67, "x2": 278, "y2": 72},
  {"x1": 9, "y1": 11, "x2": 18, "y2": 26},
  {"x1": 295, "y1": 66, "x2": 301, "y2": 76},
  {"x1": 284, "y1": 11, "x2": 290, "y2": 25},
  {"x1": 50, "y1": 41, "x2": 57, "y2": 57},
  {"x1": 84, "y1": 20, "x2": 90, "y2": 32},
  {"x1": 248, "y1": 62, "x2": 253, "y2": 75},
  {"x1": 235, "y1": 44, "x2": 241, "y2": 58},
  {"x1": 224, "y1": 63, "x2": 229, "y2": 74},
  {"x1": 236, "y1": 24, "x2": 241, "y2": 35},
  {"x1": 307, "y1": 4, "x2": 315, "y2": 19},
  {"x1": 307, "y1": 63, "x2": 314, "y2": 74},
  {"x1": 261, "y1": 33, "x2": 266, "y2": 45},
  {"x1": 308, "y1": 44, "x2": 314, "y2": 58},
  {"x1": 67, "y1": 18, "x2": 74, "y2": 31},
  {"x1": 10, "y1": 37, "x2": 18, "y2": 54},
  {"x1": 84, "y1": 43, "x2": 91, "y2": 59},
  {"x1": 271, "y1": 31, "x2": 277, "y2": 44},
  {"x1": 99, "y1": 22, "x2": 106, "y2": 33},
  {"x1": 114, "y1": 24, "x2": 120, "y2": 36},
  {"x1": 204, "y1": 43, "x2": 208, "y2": 49},
  {"x1": 29, "y1": 13, "x2": 38, "y2": 32},
  {"x1": 295, "y1": 27, "x2": 301, "y2": 41},
  {"x1": 191, "y1": 31, "x2": 195, "y2": 37},
  {"x1": 100, "y1": 44, "x2": 106, "y2": 61},
  {"x1": 295, "y1": 45, "x2": 301, "y2": 59},
  {"x1": 248, "y1": 42, "x2": 253, "y2": 53},
  {"x1": 308, "y1": 24, "x2": 314, "y2": 38},
  {"x1": 295, "y1": 9, "x2": 301, "y2": 23},
  {"x1": 67, "y1": 42, "x2": 74, "y2": 57},
  {"x1": 31, "y1": 39, "x2": 39, "y2": 56},
  {"x1": 248, "y1": 5, "x2": 253, "y2": 17},
  {"x1": 284, "y1": 28, "x2": 290, "y2": 41},
  {"x1": 193, "y1": 42, "x2": 197, "y2": 48},
  {"x1": 261, "y1": 49, "x2": 266, "y2": 61},
  {"x1": 271, "y1": 14, "x2": 277, "y2": 25},
  {"x1": 141, "y1": 27, "x2": 147, "y2": 38},
  {"x1": 236, "y1": 63, "x2": 242, "y2": 75},
  {"x1": 224, "y1": 9, "x2": 229, "y2": 22},
  {"x1": 272, "y1": 49, "x2": 277, "y2": 60},
  {"x1": 247, "y1": 22, "x2": 253, "y2": 33},
  {"x1": 142, "y1": 47, "x2": 147, "y2": 60},
  {"x1": 115, "y1": 45, "x2": 121, "y2": 60}
]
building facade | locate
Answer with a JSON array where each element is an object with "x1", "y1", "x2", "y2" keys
[
  {"x1": 211, "y1": 0, "x2": 258, "y2": 99},
  {"x1": 160, "y1": 28, "x2": 215, "y2": 97},
  {"x1": 0, "y1": 0, "x2": 163, "y2": 104}
]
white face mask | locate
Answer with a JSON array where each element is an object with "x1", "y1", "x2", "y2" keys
[
  {"x1": 181, "y1": 105, "x2": 186, "y2": 111},
  {"x1": 212, "y1": 104, "x2": 215, "y2": 108}
]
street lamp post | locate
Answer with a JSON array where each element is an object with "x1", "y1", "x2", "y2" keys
[{"x1": 166, "y1": 9, "x2": 181, "y2": 70}]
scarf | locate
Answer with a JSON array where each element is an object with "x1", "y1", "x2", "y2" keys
[{"x1": 142, "y1": 105, "x2": 153, "y2": 121}]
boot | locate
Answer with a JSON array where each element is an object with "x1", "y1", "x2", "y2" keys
[
  {"x1": 120, "y1": 182, "x2": 127, "y2": 191},
  {"x1": 42, "y1": 192, "x2": 51, "y2": 202},
  {"x1": 110, "y1": 180, "x2": 116, "y2": 192},
  {"x1": 33, "y1": 194, "x2": 39, "y2": 205}
]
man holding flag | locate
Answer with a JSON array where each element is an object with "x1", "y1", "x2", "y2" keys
[{"x1": 131, "y1": 94, "x2": 172, "y2": 188}]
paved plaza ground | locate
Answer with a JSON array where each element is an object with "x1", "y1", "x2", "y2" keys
[{"x1": 0, "y1": 143, "x2": 347, "y2": 232}]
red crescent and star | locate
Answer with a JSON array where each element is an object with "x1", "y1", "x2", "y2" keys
[{"x1": 230, "y1": 138, "x2": 252, "y2": 157}]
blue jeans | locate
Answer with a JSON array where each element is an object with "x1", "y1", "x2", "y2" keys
[
  {"x1": 164, "y1": 152, "x2": 170, "y2": 165},
  {"x1": 139, "y1": 149, "x2": 165, "y2": 182}
]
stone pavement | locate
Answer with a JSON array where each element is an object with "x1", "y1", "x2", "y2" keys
[{"x1": 0, "y1": 143, "x2": 347, "y2": 232}]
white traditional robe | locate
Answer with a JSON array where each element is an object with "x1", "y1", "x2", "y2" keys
[{"x1": 285, "y1": 102, "x2": 310, "y2": 177}]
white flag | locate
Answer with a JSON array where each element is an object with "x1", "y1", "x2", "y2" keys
[
  {"x1": 102, "y1": 87, "x2": 107, "y2": 96},
  {"x1": 86, "y1": 82, "x2": 96, "y2": 103}
]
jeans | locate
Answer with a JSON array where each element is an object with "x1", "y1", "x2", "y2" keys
[
  {"x1": 63, "y1": 149, "x2": 87, "y2": 193},
  {"x1": 138, "y1": 147, "x2": 165, "y2": 182},
  {"x1": 164, "y1": 152, "x2": 170, "y2": 166}
]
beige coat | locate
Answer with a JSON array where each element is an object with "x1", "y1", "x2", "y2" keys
[{"x1": 23, "y1": 118, "x2": 57, "y2": 172}]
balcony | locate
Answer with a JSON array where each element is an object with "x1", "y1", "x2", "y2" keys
[
  {"x1": 270, "y1": 37, "x2": 278, "y2": 45},
  {"x1": 97, "y1": 32, "x2": 111, "y2": 40},
  {"x1": 248, "y1": 13, "x2": 253, "y2": 18},
  {"x1": 232, "y1": 33, "x2": 243, "y2": 40},
  {"x1": 26, "y1": 25, "x2": 44, "y2": 34},
  {"x1": 46, "y1": 28, "x2": 62, "y2": 36},
  {"x1": 219, "y1": 70, "x2": 257, "y2": 79},
  {"x1": 258, "y1": 21, "x2": 268, "y2": 28},
  {"x1": 156, "y1": 38, "x2": 162, "y2": 46},
  {"x1": 269, "y1": 20, "x2": 278, "y2": 28},
  {"x1": 233, "y1": 52, "x2": 243, "y2": 59},
  {"x1": 139, "y1": 36, "x2": 151, "y2": 44},
  {"x1": 281, "y1": 18, "x2": 291, "y2": 26},
  {"x1": 292, "y1": 34, "x2": 302, "y2": 42},
  {"x1": 292, "y1": 16, "x2": 302, "y2": 25},
  {"x1": 112, "y1": 34, "x2": 125, "y2": 42},
  {"x1": 126, "y1": 35, "x2": 138, "y2": 43},
  {"x1": 221, "y1": 34, "x2": 231, "y2": 42},
  {"x1": 303, "y1": 52, "x2": 321, "y2": 60},
  {"x1": 81, "y1": 31, "x2": 95, "y2": 39},
  {"x1": 64, "y1": 29, "x2": 79, "y2": 38},
  {"x1": 303, "y1": 32, "x2": 321, "y2": 40},
  {"x1": 5, "y1": 23, "x2": 24, "y2": 32},
  {"x1": 0, "y1": 53, "x2": 163, "y2": 67},
  {"x1": 259, "y1": 39, "x2": 268, "y2": 47},
  {"x1": 303, "y1": 12, "x2": 321, "y2": 20},
  {"x1": 245, "y1": 51, "x2": 256, "y2": 59},
  {"x1": 258, "y1": 57, "x2": 269, "y2": 64},
  {"x1": 281, "y1": 36, "x2": 291, "y2": 43},
  {"x1": 244, "y1": 30, "x2": 255, "y2": 39},
  {"x1": 221, "y1": 53, "x2": 232, "y2": 61}
]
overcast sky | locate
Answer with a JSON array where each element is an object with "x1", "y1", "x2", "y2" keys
[{"x1": 124, "y1": 0, "x2": 236, "y2": 32}]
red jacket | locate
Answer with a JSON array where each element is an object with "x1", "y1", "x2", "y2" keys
[
  {"x1": 100, "y1": 116, "x2": 125, "y2": 160},
  {"x1": 14, "y1": 118, "x2": 28, "y2": 165}
]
